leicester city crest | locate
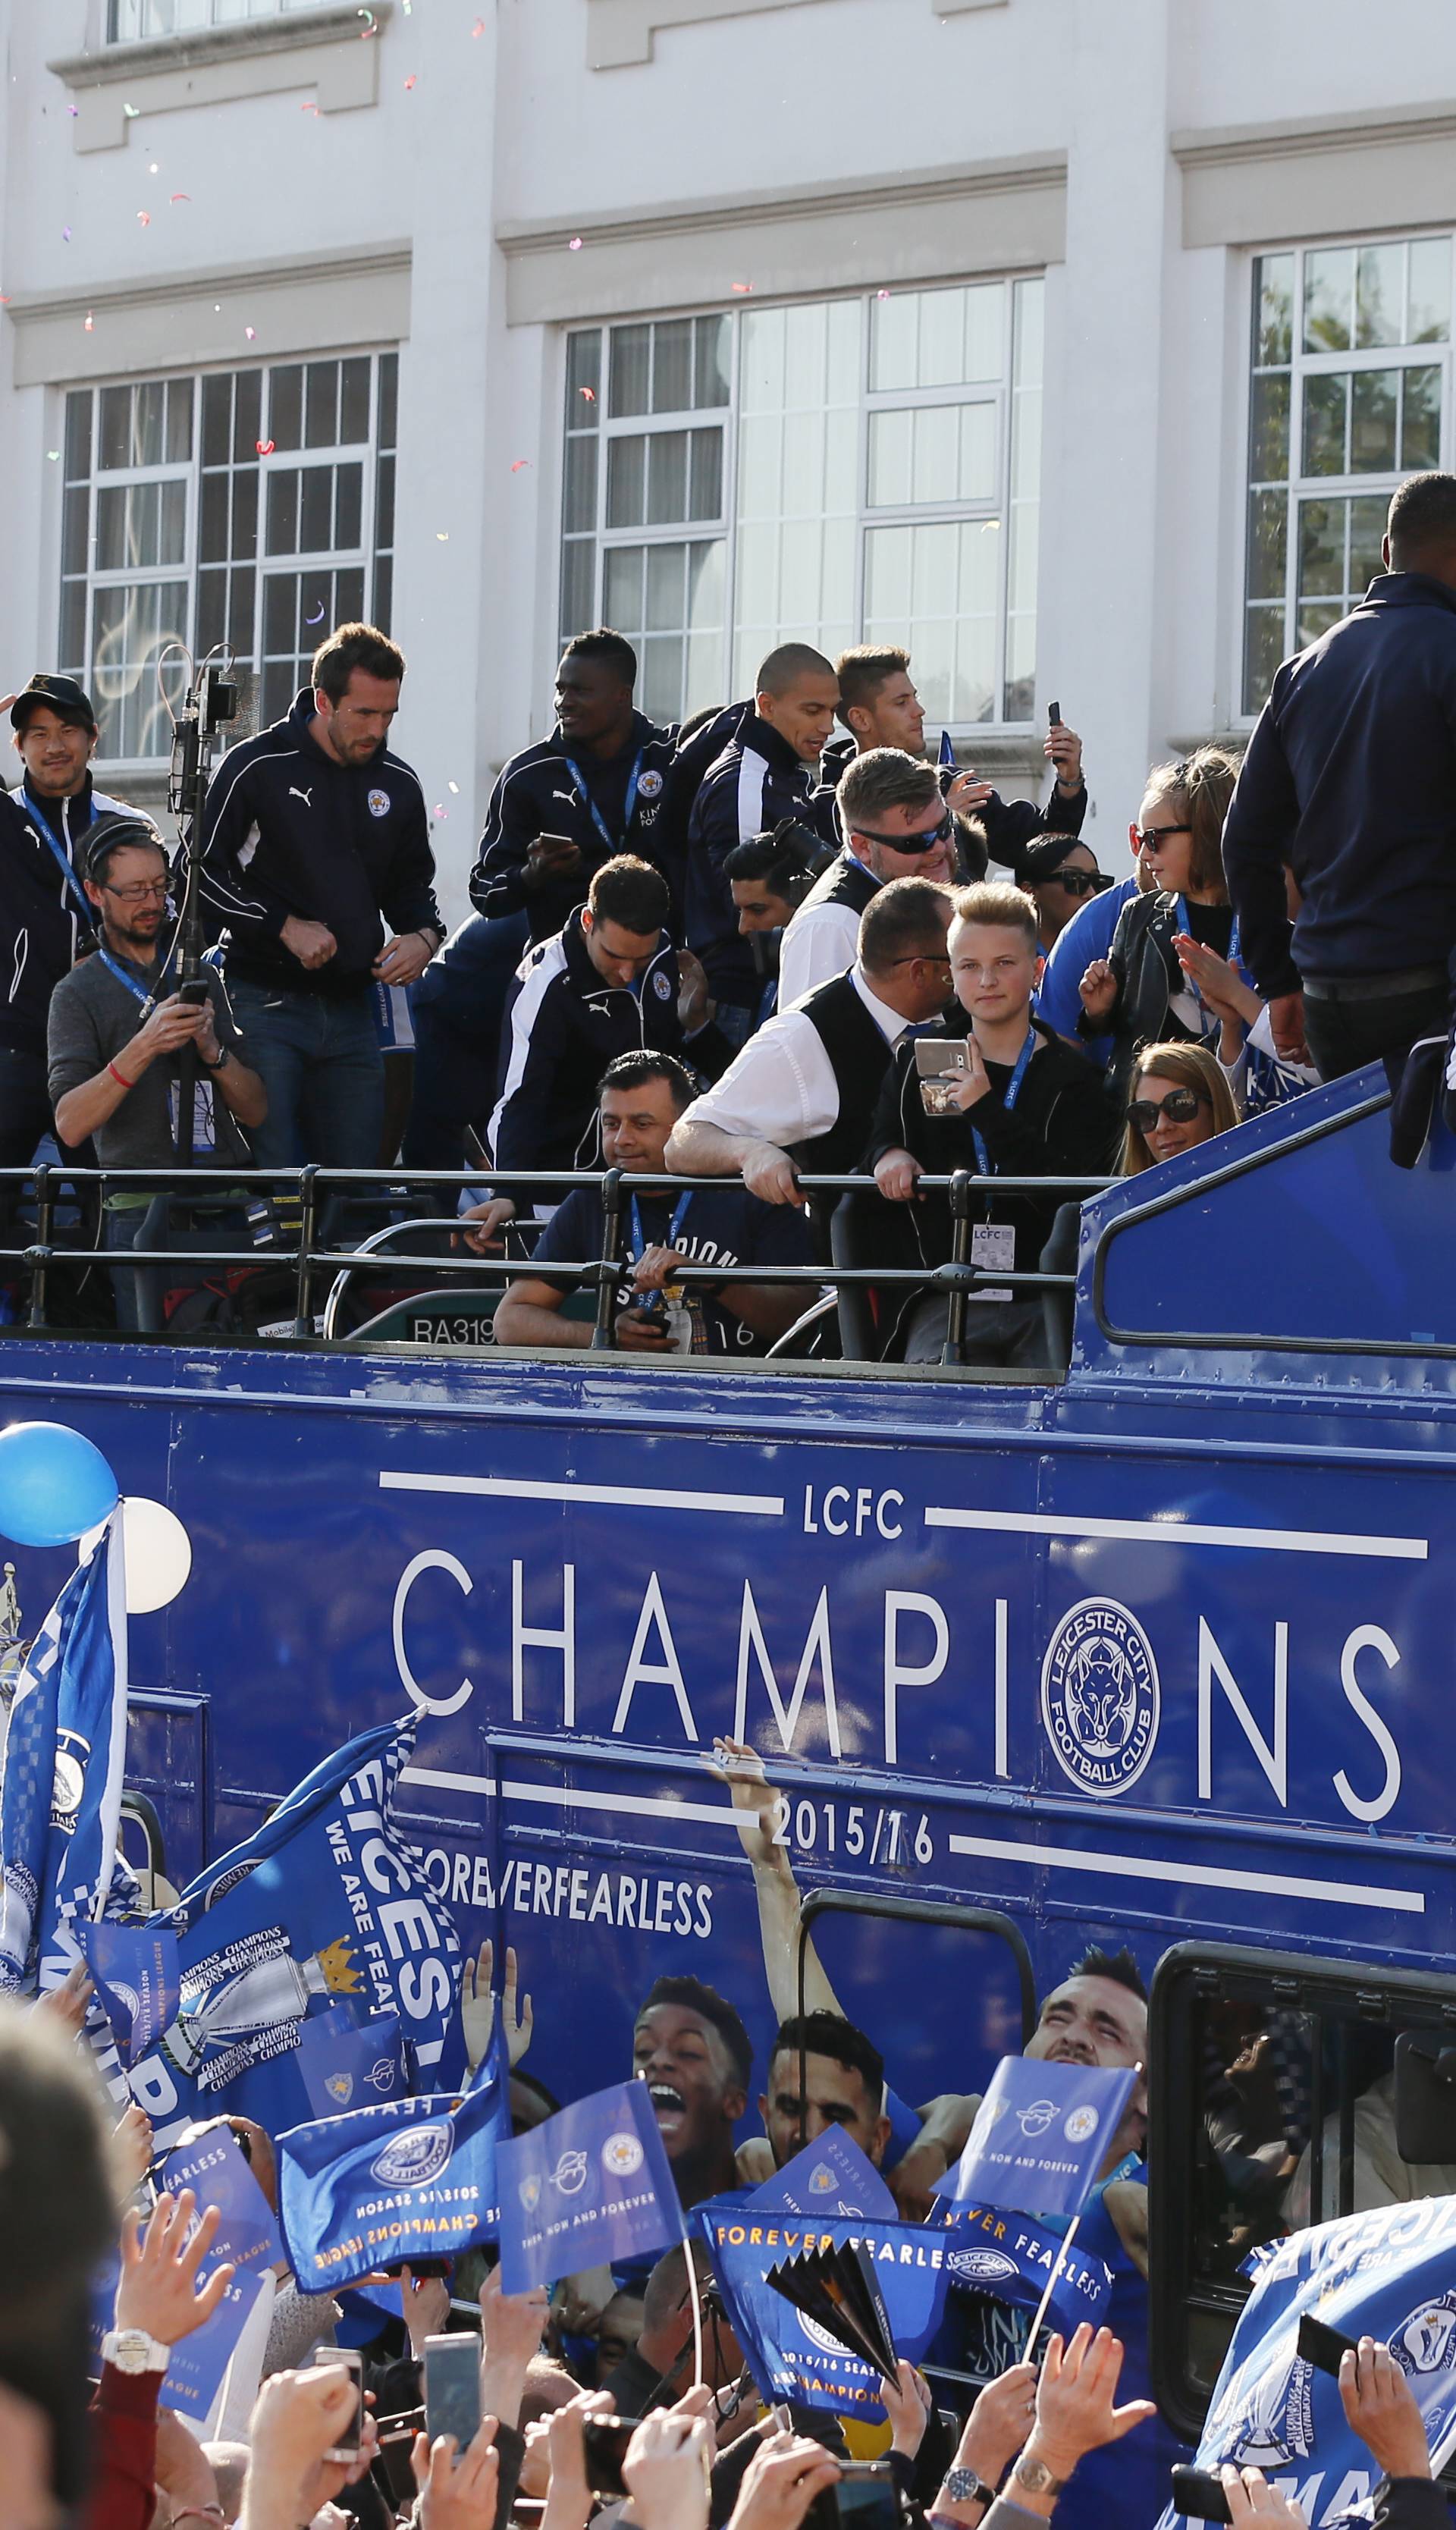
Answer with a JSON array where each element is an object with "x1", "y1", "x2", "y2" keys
[
  {"x1": 326, "y1": 2071, "x2": 353, "y2": 2104},
  {"x1": 369, "y1": 2120, "x2": 453, "y2": 2189},
  {"x1": 519, "y1": 2172, "x2": 542, "y2": 2215},
  {"x1": 1040, "y1": 1596, "x2": 1159, "y2": 1798}
]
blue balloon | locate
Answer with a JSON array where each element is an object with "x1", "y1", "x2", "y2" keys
[{"x1": 0, "y1": 1422, "x2": 120, "y2": 1549}]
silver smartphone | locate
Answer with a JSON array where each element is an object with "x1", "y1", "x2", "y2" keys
[
  {"x1": 313, "y1": 2343, "x2": 363, "y2": 2466},
  {"x1": 914, "y1": 1037, "x2": 971, "y2": 1116},
  {"x1": 423, "y1": 2332, "x2": 482, "y2": 2466}
]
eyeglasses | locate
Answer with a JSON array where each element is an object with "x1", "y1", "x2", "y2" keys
[
  {"x1": 100, "y1": 879, "x2": 168, "y2": 904},
  {"x1": 1131, "y1": 824, "x2": 1193, "y2": 852},
  {"x1": 1127, "y1": 1087, "x2": 1208, "y2": 1132},
  {"x1": 850, "y1": 811, "x2": 955, "y2": 852},
  {"x1": 1046, "y1": 866, "x2": 1112, "y2": 898},
  {"x1": 884, "y1": 950, "x2": 952, "y2": 968}
]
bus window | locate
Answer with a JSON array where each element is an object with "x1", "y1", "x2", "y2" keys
[
  {"x1": 806, "y1": 1900, "x2": 1034, "y2": 2113},
  {"x1": 1149, "y1": 1944, "x2": 1456, "y2": 2441}
]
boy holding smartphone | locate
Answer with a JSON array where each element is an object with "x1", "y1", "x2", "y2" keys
[{"x1": 869, "y1": 882, "x2": 1117, "y2": 1366}]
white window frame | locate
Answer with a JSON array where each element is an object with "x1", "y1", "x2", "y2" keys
[
  {"x1": 558, "y1": 278, "x2": 1042, "y2": 735},
  {"x1": 106, "y1": 0, "x2": 315, "y2": 39},
  {"x1": 1236, "y1": 230, "x2": 1454, "y2": 724},
  {"x1": 58, "y1": 351, "x2": 397, "y2": 771}
]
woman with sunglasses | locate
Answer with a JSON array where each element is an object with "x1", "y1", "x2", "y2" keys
[
  {"x1": 1077, "y1": 746, "x2": 1244, "y2": 1097},
  {"x1": 1121, "y1": 1041, "x2": 1238, "y2": 1173},
  {"x1": 1017, "y1": 833, "x2": 1111, "y2": 953}
]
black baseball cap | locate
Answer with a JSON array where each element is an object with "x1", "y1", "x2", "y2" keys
[{"x1": 11, "y1": 673, "x2": 98, "y2": 733}]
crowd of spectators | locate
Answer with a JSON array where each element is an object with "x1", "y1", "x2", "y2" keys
[{"x1": 7, "y1": 466, "x2": 1456, "y2": 1352}]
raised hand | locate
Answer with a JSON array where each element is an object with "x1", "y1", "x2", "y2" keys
[{"x1": 115, "y1": 2191, "x2": 234, "y2": 2348}]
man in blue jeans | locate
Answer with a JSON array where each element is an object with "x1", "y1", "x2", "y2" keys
[{"x1": 199, "y1": 621, "x2": 442, "y2": 1168}]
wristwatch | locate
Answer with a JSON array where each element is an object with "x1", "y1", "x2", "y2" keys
[
  {"x1": 202, "y1": 1045, "x2": 230, "y2": 1072},
  {"x1": 100, "y1": 2326, "x2": 170, "y2": 2374},
  {"x1": 1011, "y1": 2453, "x2": 1066, "y2": 2499},
  {"x1": 933, "y1": 2466, "x2": 997, "y2": 2510}
]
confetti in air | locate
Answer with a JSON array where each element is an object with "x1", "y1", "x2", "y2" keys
[
  {"x1": 448, "y1": 781, "x2": 460, "y2": 795},
  {"x1": 84, "y1": 312, "x2": 94, "y2": 331},
  {"x1": 46, "y1": 450, "x2": 59, "y2": 463},
  {"x1": 244, "y1": 326, "x2": 256, "y2": 341},
  {"x1": 136, "y1": 211, "x2": 150, "y2": 225},
  {"x1": 510, "y1": 460, "x2": 530, "y2": 472},
  {"x1": 123, "y1": 102, "x2": 140, "y2": 118},
  {"x1": 436, "y1": 531, "x2": 449, "y2": 541},
  {"x1": 256, "y1": 439, "x2": 275, "y2": 455},
  {"x1": 170, "y1": 193, "x2": 190, "y2": 203},
  {"x1": 568, "y1": 236, "x2": 582, "y2": 251},
  {"x1": 357, "y1": 5, "x2": 377, "y2": 31},
  {"x1": 579, "y1": 386, "x2": 596, "y2": 403},
  {"x1": 62, "y1": 227, "x2": 71, "y2": 241},
  {"x1": 302, "y1": 101, "x2": 320, "y2": 114},
  {"x1": 306, "y1": 602, "x2": 326, "y2": 624},
  {"x1": 472, "y1": 16, "x2": 485, "y2": 31},
  {"x1": 404, "y1": 74, "x2": 417, "y2": 89},
  {"x1": 731, "y1": 282, "x2": 754, "y2": 294},
  {"x1": 877, "y1": 289, "x2": 890, "y2": 299},
  {"x1": 433, "y1": 803, "x2": 446, "y2": 818},
  {"x1": 149, "y1": 161, "x2": 158, "y2": 173}
]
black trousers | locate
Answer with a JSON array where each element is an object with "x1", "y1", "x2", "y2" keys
[{"x1": 1302, "y1": 979, "x2": 1448, "y2": 1084}]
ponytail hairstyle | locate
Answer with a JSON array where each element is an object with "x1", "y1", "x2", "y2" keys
[{"x1": 1144, "y1": 744, "x2": 1241, "y2": 897}]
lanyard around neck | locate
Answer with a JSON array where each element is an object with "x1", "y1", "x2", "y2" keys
[
  {"x1": 96, "y1": 945, "x2": 155, "y2": 1008},
  {"x1": 23, "y1": 792, "x2": 95, "y2": 924},
  {"x1": 971, "y1": 1028, "x2": 1037, "y2": 1179},
  {"x1": 563, "y1": 747, "x2": 645, "y2": 855},
  {"x1": 628, "y1": 1190, "x2": 693, "y2": 1262}
]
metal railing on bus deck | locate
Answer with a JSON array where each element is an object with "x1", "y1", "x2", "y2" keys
[{"x1": 0, "y1": 1161, "x2": 1117, "y2": 1368}]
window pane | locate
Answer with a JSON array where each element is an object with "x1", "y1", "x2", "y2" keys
[
  {"x1": 228, "y1": 566, "x2": 257, "y2": 654},
  {"x1": 264, "y1": 572, "x2": 297, "y2": 657},
  {"x1": 693, "y1": 315, "x2": 730, "y2": 410},
  {"x1": 1350, "y1": 369, "x2": 1398, "y2": 472},
  {"x1": 165, "y1": 378, "x2": 193, "y2": 463},
  {"x1": 232, "y1": 468, "x2": 259, "y2": 562},
  {"x1": 268, "y1": 365, "x2": 303, "y2": 452},
  {"x1": 1348, "y1": 494, "x2": 1386, "y2": 593},
  {"x1": 133, "y1": 381, "x2": 165, "y2": 468},
  {"x1": 202, "y1": 373, "x2": 231, "y2": 469},
  {"x1": 1302, "y1": 373, "x2": 1348, "y2": 476},
  {"x1": 869, "y1": 408, "x2": 912, "y2": 507},
  {"x1": 62, "y1": 486, "x2": 90, "y2": 578},
  {"x1": 196, "y1": 565, "x2": 227, "y2": 653},
  {"x1": 1356, "y1": 244, "x2": 1403, "y2": 348},
  {"x1": 1297, "y1": 598, "x2": 1343, "y2": 648},
  {"x1": 567, "y1": 330, "x2": 602, "y2": 416},
  {"x1": 1246, "y1": 488, "x2": 1287, "y2": 603},
  {"x1": 647, "y1": 432, "x2": 689, "y2": 526},
  {"x1": 689, "y1": 427, "x2": 723, "y2": 521},
  {"x1": 59, "y1": 577, "x2": 87, "y2": 677},
  {"x1": 372, "y1": 555, "x2": 392, "y2": 632},
  {"x1": 266, "y1": 469, "x2": 299, "y2": 556},
  {"x1": 687, "y1": 536, "x2": 724, "y2": 632},
  {"x1": 378, "y1": 352, "x2": 399, "y2": 450},
  {"x1": 375, "y1": 451, "x2": 396, "y2": 554},
  {"x1": 1242, "y1": 603, "x2": 1285, "y2": 714},
  {"x1": 98, "y1": 386, "x2": 133, "y2": 471},
  {"x1": 607, "y1": 436, "x2": 647, "y2": 529},
  {"x1": 1402, "y1": 366, "x2": 1442, "y2": 470},
  {"x1": 340, "y1": 357, "x2": 370, "y2": 444},
  {"x1": 1304, "y1": 247, "x2": 1352, "y2": 352},
  {"x1": 65, "y1": 389, "x2": 93, "y2": 482},
  {"x1": 1250, "y1": 372, "x2": 1291, "y2": 482},
  {"x1": 1298, "y1": 498, "x2": 1345, "y2": 599},
  {"x1": 563, "y1": 435, "x2": 598, "y2": 535},
  {"x1": 610, "y1": 325, "x2": 651, "y2": 419},
  {"x1": 652, "y1": 319, "x2": 693, "y2": 414},
  {"x1": 1254, "y1": 253, "x2": 1294, "y2": 367},
  {"x1": 869, "y1": 290, "x2": 918, "y2": 392},
  {"x1": 870, "y1": 284, "x2": 1003, "y2": 390},
  {"x1": 234, "y1": 369, "x2": 262, "y2": 460},
  {"x1": 334, "y1": 462, "x2": 362, "y2": 551},
  {"x1": 559, "y1": 536, "x2": 597, "y2": 642},
  {"x1": 645, "y1": 541, "x2": 686, "y2": 632},
  {"x1": 640, "y1": 635, "x2": 685, "y2": 723},
  {"x1": 300, "y1": 466, "x2": 333, "y2": 551},
  {"x1": 604, "y1": 545, "x2": 643, "y2": 627},
  {"x1": 1407, "y1": 237, "x2": 1451, "y2": 344},
  {"x1": 92, "y1": 579, "x2": 189, "y2": 757},
  {"x1": 304, "y1": 360, "x2": 340, "y2": 449},
  {"x1": 200, "y1": 469, "x2": 229, "y2": 564}
]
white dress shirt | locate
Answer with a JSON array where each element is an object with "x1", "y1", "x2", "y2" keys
[
  {"x1": 777, "y1": 896, "x2": 865, "y2": 1009},
  {"x1": 677, "y1": 963, "x2": 909, "y2": 1148}
]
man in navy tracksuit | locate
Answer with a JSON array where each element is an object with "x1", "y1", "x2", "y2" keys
[
  {"x1": 199, "y1": 623, "x2": 441, "y2": 1168},
  {"x1": 1223, "y1": 469, "x2": 1456, "y2": 1081},
  {"x1": 685, "y1": 644, "x2": 841, "y2": 1036},
  {"x1": 489, "y1": 855, "x2": 730, "y2": 1182},
  {"x1": 0, "y1": 674, "x2": 133, "y2": 1169}
]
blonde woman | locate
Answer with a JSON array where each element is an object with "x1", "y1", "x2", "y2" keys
[
  {"x1": 1121, "y1": 1040, "x2": 1239, "y2": 1175},
  {"x1": 1078, "y1": 747, "x2": 1244, "y2": 1097}
]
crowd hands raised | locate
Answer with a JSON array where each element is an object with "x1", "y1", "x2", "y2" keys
[{"x1": 7, "y1": 513, "x2": 1412, "y2": 1352}]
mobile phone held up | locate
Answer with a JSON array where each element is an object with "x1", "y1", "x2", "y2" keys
[
  {"x1": 914, "y1": 1035, "x2": 971, "y2": 1117},
  {"x1": 1297, "y1": 2312, "x2": 1360, "y2": 2376},
  {"x1": 178, "y1": 979, "x2": 210, "y2": 1006},
  {"x1": 313, "y1": 2344, "x2": 363, "y2": 2466},
  {"x1": 582, "y1": 2417, "x2": 636, "y2": 2497},
  {"x1": 1048, "y1": 700, "x2": 1062, "y2": 727},
  {"x1": 423, "y1": 2334, "x2": 482, "y2": 2467},
  {"x1": 1169, "y1": 2466, "x2": 1232, "y2": 2522},
  {"x1": 807, "y1": 2460, "x2": 899, "y2": 2530}
]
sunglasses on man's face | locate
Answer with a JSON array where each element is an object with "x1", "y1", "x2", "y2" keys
[
  {"x1": 851, "y1": 811, "x2": 955, "y2": 852},
  {"x1": 1127, "y1": 1087, "x2": 1208, "y2": 1132},
  {"x1": 1046, "y1": 865, "x2": 1111, "y2": 899}
]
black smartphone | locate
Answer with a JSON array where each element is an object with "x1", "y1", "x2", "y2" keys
[
  {"x1": 375, "y1": 2407, "x2": 427, "y2": 2508},
  {"x1": 423, "y1": 2333, "x2": 481, "y2": 2463},
  {"x1": 1298, "y1": 2312, "x2": 1360, "y2": 2376},
  {"x1": 807, "y1": 2461, "x2": 899, "y2": 2530},
  {"x1": 582, "y1": 2417, "x2": 635, "y2": 2497},
  {"x1": 1169, "y1": 2465, "x2": 1233, "y2": 2522},
  {"x1": 178, "y1": 980, "x2": 210, "y2": 1006},
  {"x1": 313, "y1": 2344, "x2": 362, "y2": 2466},
  {"x1": 1047, "y1": 700, "x2": 1062, "y2": 727}
]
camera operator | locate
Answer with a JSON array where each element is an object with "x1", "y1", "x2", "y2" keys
[
  {"x1": 779, "y1": 750, "x2": 959, "y2": 1006},
  {"x1": 721, "y1": 824, "x2": 827, "y2": 1024},
  {"x1": 0, "y1": 674, "x2": 136, "y2": 1175},
  {"x1": 199, "y1": 620, "x2": 441, "y2": 1169},
  {"x1": 48, "y1": 816, "x2": 265, "y2": 1326}
]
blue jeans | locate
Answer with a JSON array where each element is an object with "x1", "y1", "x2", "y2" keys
[
  {"x1": 227, "y1": 981, "x2": 384, "y2": 1172},
  {"x1": 403, "y1": 912, "x2": 529, "y2": 1169}
]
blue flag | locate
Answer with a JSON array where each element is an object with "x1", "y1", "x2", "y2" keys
[
  {"x1": 278, "y1": 2053, "x2": 508, "y2": 2293},
  {"x1": 152, "y1": 2127, "x2": 282, "y2": 2422},
  {"x1": 947, "y1": 2057, "x2": 1137, "y2": 2221},
  {"x1": 161, "y1": 2269, "x2": 268, "y2": 2426},
  {"x1": 697, "y1": 2202, "x2": 950, "y2": 2419},
  {"x1": 125, "y1": 1715, "x2": 461, "y2": 2152},
  {"x1": 938, "y1": 2200, "x2": 1112, "y2": 2335},
  {"x1": 1159, "y1": 2194, "x2": 1456, "y2": 2530},
  {"x1": 752, "y1": 2129, "x2": 897, "y2": 2223},
  {"x1": 78, "y1": 1922, "x2": 180, "y2": 2067},
  {"x1": 296, "y1": 2006, "x2": 405, "y2": 2117},
  {"x1": 497, "y1": 2077, "x2": 682, "y2": 2293},
  {"x1": 0, "y1": 1528, "x2": 131, "y2": 1995},
  {"x1": 939, "y1": 728, "x2": 957, "y2": 767}
]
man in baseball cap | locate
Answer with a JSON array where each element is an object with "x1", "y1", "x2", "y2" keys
[{"x1": 1, "y1": 671, "x2": 136, "y2": 1176}]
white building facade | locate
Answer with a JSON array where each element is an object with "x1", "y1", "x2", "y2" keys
[{"x1": 0, "y1": 0, "x2": 1453, "y2": 914}]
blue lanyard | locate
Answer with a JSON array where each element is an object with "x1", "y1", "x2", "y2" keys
[
  {"x1": 96, "y1": 946, "x2": 154, "y2": 1008},
  {"x1": 22, "y1": 793, "x2": 95, "y2": 925},
  {"x1": 628, "y1": 1191, "x2": 693, "y2": 1263},
  {"x1": 563, "y1": 749, "x2": 644, "y2": 855},
  {"x1": 971, "y1": 1028, "x2": 1036, "y2": 1179}
]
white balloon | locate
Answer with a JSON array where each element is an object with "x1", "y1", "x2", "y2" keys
[{"x1": 80, "y1": 1496, "x2": 192, "y2": 1613}]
